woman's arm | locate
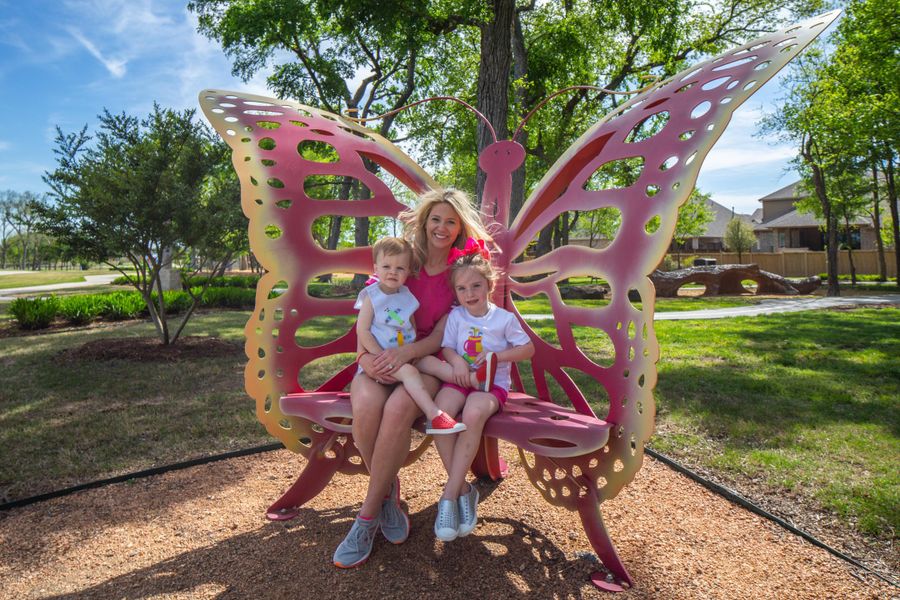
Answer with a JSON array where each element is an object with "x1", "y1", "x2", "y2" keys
[
  {"x1": 373, "y1": 313, "x2": 448, "y2": 374},
  {"x1": 355, "y1": 296, "x2": 385, "y2": 356}
]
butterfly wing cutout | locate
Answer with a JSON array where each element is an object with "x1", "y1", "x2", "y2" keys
[
  {"x1": 496, "y1": 11, "x2": 839, "y2": 502},
  {"x1": 200, "y1": 90, "x2": 437, "y2": 453}
]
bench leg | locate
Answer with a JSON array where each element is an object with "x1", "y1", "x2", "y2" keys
[
  {"x1": 470, "y1": 436, "x2": 508, "y2": 481},
  {"x1": 576, "y1": 481, "x2": 634, "y2": 592},
  {"x1": 266, "y1": 437, "x2": 344, "y2": 521}
]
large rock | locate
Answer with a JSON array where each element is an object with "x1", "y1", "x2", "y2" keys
[{"x1": 650, "y1": 264, "x2": 821, "y2": 297}]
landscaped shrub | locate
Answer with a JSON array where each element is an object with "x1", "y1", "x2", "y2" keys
[
  {"x1": 198, "y1": 286, "x2": 256, "y2": 308},
  {"x1": 100, "y1": 292, "x2": 146, "y2": 320},
  {"x1": 9, "y1": 296, "x2": 60, "y2": 330},
  {"x1": 58, "y1": 295, "x2": 104, "y2": 325}
]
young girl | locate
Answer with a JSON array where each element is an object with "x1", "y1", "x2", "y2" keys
[
  {"x1": 416, "y1": 243, "x2": 535, "y2": 541},
  {"x1": 355, "y1": 236, "x2": 467, "y2": 435}
]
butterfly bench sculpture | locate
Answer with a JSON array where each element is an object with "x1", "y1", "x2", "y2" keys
[{"x1": 201, "y1": 12, "x2": 835, "y2": 592}]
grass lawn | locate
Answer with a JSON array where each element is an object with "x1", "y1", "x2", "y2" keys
[
  {"x1": 513, "y1": 295, "x2": 765, "y2": 314},
  {"x1": 0, "y1": 311, "x2": 270, "y2": 503},
  {"x1": 525, "y1": 308, "x2": 899, "y2": 539},
  {"x1": 0, "y1": 269, "x2": 114, "y2": 289},
  {"x1": 1, "y1": 305, "x2": 897, "y2": 546}
]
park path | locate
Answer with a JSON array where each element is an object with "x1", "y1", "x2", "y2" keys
[
  {"x1": 2, "y1": 270, "x2": 898, "y2": 319},
  {"x1": 521, "y1": 293, "x2": 900, "y2": 321},
  {"x1": 0, "y1": 274, "x2": 119, "y2": 301}
]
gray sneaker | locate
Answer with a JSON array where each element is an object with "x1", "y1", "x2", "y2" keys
[
  {"x1": 333, "y1": 515, "x2": 380, "y2": 568},
  {"x1": 457, "y1": 483, "x2": 479, "y2": 537},
  {"x1": 380, "y1": 478, "x2": 410, "y2": 544},
  {"x1": 434, "y1": 498, "x2": 459, "y2": 542}
]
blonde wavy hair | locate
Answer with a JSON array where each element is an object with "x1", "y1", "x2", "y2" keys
[{"x1": 399, "y1": 188, "x2": 493, "y2": 269}]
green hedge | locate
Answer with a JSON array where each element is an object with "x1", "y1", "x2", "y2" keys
[
  {"x1": 10, "y1": 287, "x2": 257, "y2": 330},
  {"x1": 8, "y1": 297, "x2": 60, "y2": 330},
  {"x1": 110, "y1": 274, "x2": 261, "y2": 289},
  {"x1": 816, "y1": 273, "x2": 897, "y2": 282}
]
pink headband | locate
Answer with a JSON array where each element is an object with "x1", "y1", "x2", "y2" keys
[{"x1": 447, "y1": 237, "x2": 490, "y2": 265}]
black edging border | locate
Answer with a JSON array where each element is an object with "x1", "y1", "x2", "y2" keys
[
  {"x1": 644, "y1": 447, "x2": 898, "y2": 588},
  {"x1": 0, "y1": 442, "x2": 282, "y2": 512},
  {"x1": 0, "y1": 442, "x2": 895, "y2": 588}
]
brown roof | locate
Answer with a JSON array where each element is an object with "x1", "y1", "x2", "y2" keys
[
  {"x1": 758, "y1": 181, "x2": 809, "y2": 202},
  {"x1": 760, "y1": 208, "x2": 871, "y2": 229}
]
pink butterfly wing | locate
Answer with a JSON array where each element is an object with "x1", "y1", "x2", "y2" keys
[
  {"x1": 495, "y1": 11, "x2": 839, "y2": 503},
  {"x1": 199, "y1": 90, "x2": 437, "y2": 453}
]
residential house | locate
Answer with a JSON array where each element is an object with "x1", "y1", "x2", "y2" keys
[
  {"x1": 668, "y1": 198, "x2": 757, "y2": 252},
  {"x1": 753, "y1": 181, "x2": 876, "y2": 252}
]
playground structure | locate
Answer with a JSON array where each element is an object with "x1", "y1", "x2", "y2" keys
[{"x1": 200, "y1": 11, "x2": 837, "y2": 592}]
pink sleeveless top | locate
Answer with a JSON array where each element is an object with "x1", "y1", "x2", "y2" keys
[{"x1": 404, "y1": 267, "x2": 454, "y2": 338}]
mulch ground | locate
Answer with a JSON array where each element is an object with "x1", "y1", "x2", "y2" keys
[{"x1": 0, "y1": 444, "x2": 893, "y2": 599}]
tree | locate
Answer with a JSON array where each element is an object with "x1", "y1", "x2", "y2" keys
[
  {"x1": 193, "y1": 0, "x2": 818, "y2": 261},
  {"x1": 189, "y1": 0, "x2": 427, "y2": 284},
  {"x1": 672, "y1": 189, "x2": 716, "y2": 263},
  {"x1": 37, "y1": 105, "x2": 238, "y2": 345},
  {"x1": 724, "y1": 218, "x2": 757, "y2": 263}
]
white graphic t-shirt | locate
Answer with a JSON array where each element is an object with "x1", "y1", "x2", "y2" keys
[
  {"x1": 355, "y1": 284, "x2": 419, "y2": 350},
  {"x1": 441, "y1": 303, "x2": 530, "y2": 391}
]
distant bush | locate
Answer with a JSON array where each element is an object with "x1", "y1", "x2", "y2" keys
[
  {"x1": 99, "y1": 292, "x2": 146, "y2": 320},
  {"x1": 198, "y1": 286, "x2": 256, "y2": 308},
  {"x1": 58, "y1": 295, "x2": 104, "y2": 325},
  {"x1": 9, "y1": 286, "x2": 260, "y2": 330},
  {"x1": 9, "y1": 296, "x2": 59, "y2": 330},
  {"x1": 816, "y1": 273, "x2": 897, "y2": 282},
  {"x1": 112, "y1": 273, "x2": 261, "y2": 289}
]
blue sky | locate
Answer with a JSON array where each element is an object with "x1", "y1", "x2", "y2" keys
[{"x1": 0, "y1": 0, "x2": 819, "y2": 216}]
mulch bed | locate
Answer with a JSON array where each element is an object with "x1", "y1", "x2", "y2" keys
[{"x1": 0, "y1": 445, "x2": 893, "y2": 599}]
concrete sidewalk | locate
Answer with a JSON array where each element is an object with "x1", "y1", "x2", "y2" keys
[
  {"x1": 521, "y1": 293, "x2": 900, "y2": 321},
  {"x1": 0, "y1": 274, "x2": 120, "y2": 301}
]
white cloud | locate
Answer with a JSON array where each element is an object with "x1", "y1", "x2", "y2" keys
[
  {"x1": 702, "y1": 144, "x2": 796, "y2": 172},
  {"x1": 68, "y1": 28, "x2": 127, "y2": 78},
  {"x1": 0, "y1": 140, "x2": 9, "y2": 151}
]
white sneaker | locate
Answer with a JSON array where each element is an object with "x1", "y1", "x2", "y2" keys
[
  {"x1": 434, "y1": 498, "x2": 459, "y2": 542},
  {"x1": 457, "y1": 483, "x2": 479, "y2": 537}
]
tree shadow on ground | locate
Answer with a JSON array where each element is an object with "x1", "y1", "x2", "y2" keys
[{"x1": 41, "y1": 504, "x2": 598, "y2": 600}]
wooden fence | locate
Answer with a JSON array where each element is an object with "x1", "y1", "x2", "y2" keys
[{"x1": 664, "y1": 250, "x2": 897, "y2": 278}]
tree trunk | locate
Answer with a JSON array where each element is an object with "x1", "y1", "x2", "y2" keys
[
  {"x1": 885, "y1": 156, "x2": 899, "y2": 287},
  {"x1": 475, "y1": 0, "x2": 515, "y2": 202},
  {"x1": 844, "y1": 217, "x2": 857, "y2": 285},
  {"x1": 871, "y1": 159, "x2": 887, "y2": 281},
  {"x1": 813, "y1": 164, "x2": 839, "y2": 296},
  {"x1": 509, "y1": 10, "x2": 528, "y2": 226}
]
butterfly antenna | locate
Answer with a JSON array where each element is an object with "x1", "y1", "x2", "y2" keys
[
  {"x1": 343, "y1": 96, "x2": 497, "y2": 144},
  {"x1": 512, "y1": 78, "x2": 660, "y2": 142}
]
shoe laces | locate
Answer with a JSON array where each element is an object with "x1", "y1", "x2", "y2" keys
[
  {"x1": 345, "y1": 519, "x2": 376, "y2": 552},
  {"x1": 381, "y1": 498, "x2": 403, "y2": 528}
]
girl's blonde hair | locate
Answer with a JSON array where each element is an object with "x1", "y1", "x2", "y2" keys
[
  {"x1": 399, "y1": 188, "x2": 493, "y2": 269},
  {"x1": 449, "y1": 253, "x2": 498, "y2": 294}
]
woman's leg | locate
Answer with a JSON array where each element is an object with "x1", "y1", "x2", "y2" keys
[
  {"x1": 441, "y1": 392, "x2": 499, "y2": 500},
  {"x1": 349, "y1": 373, "x2": 390, "y2": 470},
  {"x1": 358, "y1": 375, "x2": 439, "y2": 518}
]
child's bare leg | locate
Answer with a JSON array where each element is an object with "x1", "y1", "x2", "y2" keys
[
  {"x1": 441, "y1": 392, "x2": 499, "y2": 500},
  {"x1": 419, "y1": 355, "x2": 481, "y2": 388},
  {"x1": 393, "y1": 364, "x2": 442, "y2": 420},
  {"x1": 431, "y1": 386, "x2": 467, "y2": 472}
]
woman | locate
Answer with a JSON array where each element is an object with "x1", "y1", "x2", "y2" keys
[{"x1": 333, "y1": 188, "x2": 492, "y2": 568}]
